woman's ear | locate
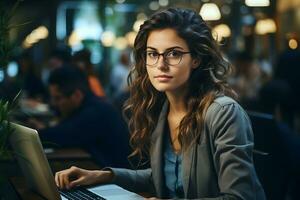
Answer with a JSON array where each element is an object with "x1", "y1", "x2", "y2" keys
[{"x1": 192, "y1": 58, "x2": 201, "y2": 69}]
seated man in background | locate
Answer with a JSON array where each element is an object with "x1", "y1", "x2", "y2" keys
[{"x1": 30, "y1": 66, "x2": 130, "y2": 168}]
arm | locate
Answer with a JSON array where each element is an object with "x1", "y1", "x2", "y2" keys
[
  {"x1": 107, "y1": 167, "x2": 156, "y2": 195},
  {"x1": 201, "y1": 101, "x2": 265, "y2": 200},
  {"x1": 55, "y1": 166, "x2": 156, "y2": 195}
]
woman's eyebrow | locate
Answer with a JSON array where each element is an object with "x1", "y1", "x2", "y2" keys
[
  {"x1": 146, "y1": 46, "x2": 185, "y2": 51},
  {"x1": 146, "y1": 47, "x2": 157, "y2": 51}
]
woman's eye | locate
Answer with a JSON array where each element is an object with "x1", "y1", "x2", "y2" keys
[
  {"x1": 167, "y1": 50, "x2": 181, "y2": 58},
  {"x1": 147, "y1": 52, "x2": 158, "y2": 58}
]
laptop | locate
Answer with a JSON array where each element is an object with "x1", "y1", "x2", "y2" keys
[{"x1": 9, "y1": 122, "x2": 143, "y2": 200}]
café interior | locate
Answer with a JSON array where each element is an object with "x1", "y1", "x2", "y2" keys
[{"x1": 1, "y1": 0, "x2": 300, "y2": 199}]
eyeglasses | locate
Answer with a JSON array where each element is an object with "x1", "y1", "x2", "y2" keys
[{"x1": 145, "y1": 49, "x2": 191, "y2": 66}]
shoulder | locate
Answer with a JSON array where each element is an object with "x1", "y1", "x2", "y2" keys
[
  {"x1": 206, "y1": 96, "x2": 240, "y2": 116},
  {"x1": 212, "y1": 95, "x2": 238, "y2": 107},
  {"x1": 205, "y1": 95, "x2": 249, "y2": 128},
  {"x1": 204, "y1": 96, "x2": 253, "y2": 144}
]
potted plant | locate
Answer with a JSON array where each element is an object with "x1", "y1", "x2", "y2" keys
[{"x1": 0, "y1": 0, "x2": 23, "y2": 188}]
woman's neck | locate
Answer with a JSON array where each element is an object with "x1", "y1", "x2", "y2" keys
[
  {"x1": 166, "y1": 92, "x2": 187, "y2": 115},
  {"x1": 166, "y1": 91, "x2": 187, "y2": 154}
]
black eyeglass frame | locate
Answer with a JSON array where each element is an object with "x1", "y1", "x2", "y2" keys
[{"x1": 145, "y1": 50, "x2": 191, "y2": 66}]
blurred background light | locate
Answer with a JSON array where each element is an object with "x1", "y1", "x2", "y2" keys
[
  {"x1": 199, "y1": 3, "x2": 221, "y2": 21},
  {"x1": 149, "y1": 1, "x2": 159, "y2": 11},
  {"x1": 212, "y1": 24, "x2": 231, "y2": 42},
  {"x1": 114, "y1": 37, "x2": 128, "y2": 50},
  {"x1": 221, "y1": 5, "x2": 231, "y2": 15},
  {"x1": 68, "y1": 31, "x2": 82, "y2": 48},
  {"x1": 125, "y1": 31, "x2": 137, "y2": 47},
  {"x1": 22, "y1": 26, "x2": 49, "y2": 48},
  {"x1": 116, "y1": 0, "x2": 125, "y2": 3},
  {"x1": 7, "y1": 61, "x2": 18, "y2": 77},
  {"x1": 0, "y1": 70, "x2": 4, "y2": 82},
  {"x1": 255, "y1": 19, "x2": 276, "y2": 35},
  {"x1": 158, "y1": 0, "x2": 169, "y2": 7},
  {"x1": 289, "y1": 39, "x2": 298, "y2": 49},
  {"x1": 137, "y1": 12, "x2": 147, "y2": 20},
  {"x1": 74, "y1": 2, "x2": 103, "y2": 40},
  {"x1": 245, "y1": 0, "x2": 270, "y2": 7},
  {"x1": 31, "y1": 26, "x2": 49, "y2": 40},
  {"x1": 133, "y1": 19, "x2": 144, "y2": 32},
  {"x1": 101, "y1": 31, "x2": 116, "y2": 47}
]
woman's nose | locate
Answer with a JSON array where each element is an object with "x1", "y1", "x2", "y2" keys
[{"x1": 156, "y1": 55, "x2": 168, "y2": 70}]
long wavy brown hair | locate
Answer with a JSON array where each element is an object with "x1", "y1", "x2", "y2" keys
[{"x1": 124, "y1": 8, "x2": 236, "y2": 163}]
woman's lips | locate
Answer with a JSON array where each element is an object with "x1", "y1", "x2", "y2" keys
[{"x1": 154, "y1": 75, "x2": 173, "y2": 82}]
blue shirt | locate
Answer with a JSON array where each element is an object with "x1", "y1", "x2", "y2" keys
[{"x1": 164, "y1": 124, "x2": 184, "y2": 198}]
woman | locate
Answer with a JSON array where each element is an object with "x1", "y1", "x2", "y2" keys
[{"x1": 55, "y1": 8, "x2": 265, "y2": 199}]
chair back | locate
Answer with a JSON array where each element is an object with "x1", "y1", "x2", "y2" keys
[{"x1": 248, "y1": 111, "x2": 289, "y2": 200}]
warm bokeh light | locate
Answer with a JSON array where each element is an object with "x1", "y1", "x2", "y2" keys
[
  {"x1": 101, "y1": 31, "x2": 116, "y2": 47},
  {"x1": 245, "y1": 0, "x2": 270, "y2": 7},
  {"x1": 22, "y1": 41, "x2": 32, "y2": 49},
  {"x1": 22, "y1": 26, "x2": 49, "y2": 48},
  {"x1": 255, "y1": 19, "x2": 276, "y2": 35},
  {"x1": 289, "y1": 39, "x2": 298, "y2": 49},
  {"x1": 31, "y1": 26, "x2": 49, "y2": 40},
  {"x1": 149, "y1": 1, "x2": 160, "y2": 11},
  {"x1": 137, "y1": 12, "x2": 147, "y2": 20},
  {"x1": 133, "y1": 19, "x2": 145, "y2": 32},
  {"x1": 114, "y1": 37, "x2": 128, "y2": 50},
  {"x1": 68, "y1": 31, "x2": 81, "y2": 47},
  {"x1": 199, "y1": 3, "x2": 221, "y2": 21},
  {"x1": 212, "y1": 24, "x2": 231, "y2": 41},
  {"x1": 158, "y1": 0, "x2": 169, "y2": 7},
  {"x1": 125, "y1": 31, "x2": 137, "y2": 47}
]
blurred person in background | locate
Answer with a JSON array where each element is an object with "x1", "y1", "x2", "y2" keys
[
  {"x1": 41, "y1": 46, "x2": 71, "y2": 85},
  {"x1": 110, "y1": 49, "x2": 131, "y2": 97},
  {"x1": 72, "y1": 49, "x2": 105, "y2": 97},
  {"x1": 16, "y1": 52, "x2": 47, "y2": 100},
  {"x1": 29, "y1": 66, "x2": 130, "y2": 167},
  {"x1": 258, "y1": 79, "x2": 300, "y2": 200},
  {"x1": 55, "y1": 8, "x2": 265, "y2": 199},
  {"x1": 110, "y1": 49, "x2": 132, "y2": 113},
  {"x1": 274, "y1": 36, "x2": 300, "y2": 135},
  {"x1": 229, "y1": 51, "x2": 262, "y2": 110}
]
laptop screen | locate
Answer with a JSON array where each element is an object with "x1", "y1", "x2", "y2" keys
[
  {"x1": 9, "y1": 122, "x2": 144, "y2": 200},
  {"x1": 9, "y1": 122, "x2": 61, "y2": 200}
]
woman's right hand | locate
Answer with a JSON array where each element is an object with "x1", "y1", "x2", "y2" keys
[{"x1": 55, "y1": 166, "x2": 114, "y2": 190}]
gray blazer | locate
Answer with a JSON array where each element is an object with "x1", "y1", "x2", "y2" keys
[{"x1": 110, "y1": 96, "x2": 266, "y2": 199}]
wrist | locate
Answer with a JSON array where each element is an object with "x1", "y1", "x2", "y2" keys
[
  {"x1": 95, "y1": 170, "x2": 114, "y2": 184},
  {"x1": 103, "y1": 170, "x2": 114, "y2": 183}
]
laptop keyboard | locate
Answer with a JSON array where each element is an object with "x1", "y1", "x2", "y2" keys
[{"x1": 59, "y1": 188, "x2": 106, "y2": 200}]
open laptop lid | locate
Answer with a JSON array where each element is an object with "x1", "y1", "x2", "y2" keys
[{"x1": 9, "y1": 122, "x2": 61, "y2": 200}]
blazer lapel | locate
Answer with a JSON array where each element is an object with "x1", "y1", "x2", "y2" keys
[
  {"x1": 150, "y1": 101, "x2": 169, "y2": 197},
  {"x1": 182, "y1": 144, "x2": 196, "y2": 198}
]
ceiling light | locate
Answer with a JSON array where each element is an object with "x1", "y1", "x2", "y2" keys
[
  {"x1": 255, "y1": 19, "x2": 276, "y2": 35},
  {"x1": 245, "y1": 0, "x2": 270, "y2": 7},
  {"x1": 289, "y1": 39, "x2": 298, "y2": 49},
  {"x1": 199, "y1": 3, "x2": 221, "y2": 21},
  {"x1": 212, "y1": 24, "x2": 231, "y2": 41}
]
